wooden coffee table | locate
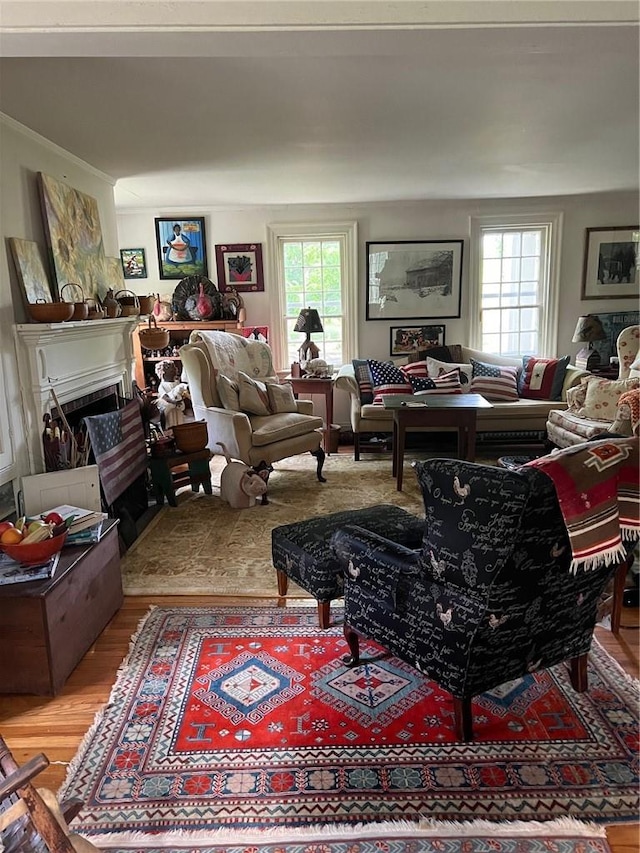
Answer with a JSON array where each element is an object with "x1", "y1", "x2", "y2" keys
[{"x1": 383, "y1": 393, "x2": 493, "y2": 490}]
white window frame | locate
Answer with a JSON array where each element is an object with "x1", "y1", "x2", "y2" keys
[
  {"x1": 469, "y1": 212, "x2": 563, "y2": 356},
  {"x1": 266, "y1": 221, "x2": 359, "y2": 372}
]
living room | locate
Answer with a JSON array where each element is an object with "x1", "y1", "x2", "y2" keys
[{"x1": 0, "y1": 2, "x2": 639, "y2": 851}]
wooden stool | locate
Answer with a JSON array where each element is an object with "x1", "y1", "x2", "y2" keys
[{"x1": 148, "y1": 448, "x2": 213, "y2": 507}]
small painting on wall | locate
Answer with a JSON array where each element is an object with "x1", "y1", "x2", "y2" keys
[
  {"x1": 120, "y1": 248, "x2": 147, "y2": 279},
  {"x1": 8, "y1": 237, "x2": 54, "y2": 303},
  {"x1": 155, "y1": 217, "x2": 208, "y2": 280},
  {"x1": 215, "y1": 243, "x2": 264, "y2": 292},
  {"x1": 389, "y1": 324, "x2": 445, "y2": 356}
]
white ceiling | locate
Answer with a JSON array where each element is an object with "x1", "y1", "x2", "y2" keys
[{"x1": 0, "y1": 2, "x2": 638, "y2": 210}]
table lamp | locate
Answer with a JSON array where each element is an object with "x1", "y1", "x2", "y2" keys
[
  {"x1": 572, "y1": 314, "x2": 606, "y2": 371},
  {"x1": 294, "y1": 307, "x2": 323, "y2": 363}
]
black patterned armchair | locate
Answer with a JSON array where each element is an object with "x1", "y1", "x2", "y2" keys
[{"x1": 331, "y1": 458, "x2": 628, "y2": 741}]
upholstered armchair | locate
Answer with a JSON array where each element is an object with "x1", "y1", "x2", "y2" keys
[
  {"x1": 331, "y1": 458, "x2": 628, "y2": 741},
  {"x1": 180, "y1": 331, "x2": 326, "y2": 479}
]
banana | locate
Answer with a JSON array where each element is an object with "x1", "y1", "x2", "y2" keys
[
  {"x1": 21, "y1": 523, "x2": 54, "y2": 544},
  {"x1": 14, "y1": 516, "x2": 27, "y2": 533}
]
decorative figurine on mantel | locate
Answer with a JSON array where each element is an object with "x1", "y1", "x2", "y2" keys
[{"x1": 155, "y1": 360, "x2": 190, "y2": 429}]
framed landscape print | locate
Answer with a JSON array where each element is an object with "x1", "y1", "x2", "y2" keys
[
  {"x1": 215, "y1": 243, "x2": 264, "y2": 292},
  {"x1": 366, "y1": 240, "x2": 463, "y2": 320},
  {"x1": 581, "y1": 225, "x2": 639, "y2": 300},
  {"x1": 38, "y1": 172, "x2": 107, "y2": 301},
  {"x1": 120, "y1": 248, "x2": 147, "y2": 279},
  {"x1": 155, "y1": 217, "x2": 208, "y2": 280},
  {"x1": 8, "y1": 237, "x2": 54, "y2": 303},
  {"x1": 390, "y1": 324, "x2": 445, "y2": 356}
]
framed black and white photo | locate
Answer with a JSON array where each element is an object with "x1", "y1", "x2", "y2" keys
[
  {"x1": 389, "y1": 324, "x2": 445, "y2": 356},
  {"x1": 581, "y1": 226, "x2": 639, "y2": 300},
  {"x1": 366, "y1": 240, "x2": 463, "y2": 320}
]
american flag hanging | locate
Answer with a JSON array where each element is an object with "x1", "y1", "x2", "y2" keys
[{"x1": 84, "y1": 400, "x2": 148, "y2": 506}]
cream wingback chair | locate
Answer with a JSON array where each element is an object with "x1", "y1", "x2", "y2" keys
[{"x1": 180, "y1": 331, "x2": 326, "y2": 480}]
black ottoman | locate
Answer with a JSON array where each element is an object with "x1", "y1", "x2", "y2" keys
[{"x1": 271, "y1": 504, "x2": 424, "y2": 629}]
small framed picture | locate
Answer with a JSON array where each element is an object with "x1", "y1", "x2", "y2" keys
[
  {"x1": 155, "y1": 217, "x2": 208, "y2": 280},
  {"x1": 120, "y1": 248, "x2": 147, "y2": 279},
  {"x1": 390, "y1": 324, "x2": 446, "y2": 356},
  {"x1": 215, "y1": 243, "x2": 264, "y2": 292},
  {"x1": 581, "y1": 226, "x2": 639, "y2": 300}
]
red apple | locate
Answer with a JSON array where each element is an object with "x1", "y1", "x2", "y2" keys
[
  {"x1": 0, "y1": 520, "x2": 14, "y2": 537},
  {"x1": 43, "y1": 511, "x2": 65, "y2": 526}
]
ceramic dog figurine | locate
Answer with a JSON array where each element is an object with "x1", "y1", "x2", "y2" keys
[{"x1": 217, "y1": 442, "x2": 268, "y2": 509}]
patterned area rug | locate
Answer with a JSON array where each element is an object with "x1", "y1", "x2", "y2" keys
[
  {"x1": 122, "y1": 453, "x2": 431, "y2": 596},
  {"x1": 60, "y1": 607, "x2": 639, "y2": 838},
  {"x1": 86, "y1": 818, "x2": 611, "y2": 852}
]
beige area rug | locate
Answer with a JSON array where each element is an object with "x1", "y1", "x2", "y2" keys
[{"x1": 122, "y1": 450, "x2": 499, "y2": 597}]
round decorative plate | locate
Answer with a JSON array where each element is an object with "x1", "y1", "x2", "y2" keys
[{"x1": 171, "y1": 276, "x2": 222, "y2": 320}]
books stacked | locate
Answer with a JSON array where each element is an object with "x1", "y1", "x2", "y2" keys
[
  {"x1": 0, "y1": 549, "x2": 60, "y2": 585},
  {"x1": 43, "y1": 504, "x2": 108, "y2": 545}
]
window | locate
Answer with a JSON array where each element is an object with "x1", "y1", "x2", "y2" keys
[
  {"x1": 266, "y1": 222, "x2": 358, "y2": 371},
  {"x1": 469, "y1": 213, "x2": 562, "y2": 357}
]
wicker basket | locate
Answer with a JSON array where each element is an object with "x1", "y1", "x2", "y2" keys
[
  {"x1": 60, "y1": 283, "x2": 89, "y2": 320},
  {"x1": 115, "y1": 289, "x2": 140, "y2": 317},
  {"x1": 139, "y1": 315, "x2": 170, "y2": 351},
  {"x1": 172, "y1": 421, "x2": 208, "y2": 453},
  {"x1": 138, "y1": 294, "x2": 155, "y2": 315},
  {"x1": 27, "y1": 300, "x2": 74, "y2": 323}
]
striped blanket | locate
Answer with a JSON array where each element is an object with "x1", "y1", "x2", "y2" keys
[{"x1": 526, "y1": 437, "x2": 640, "y2": 573}]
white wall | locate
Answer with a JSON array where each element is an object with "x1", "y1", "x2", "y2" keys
[
  {"x1": 0, "y1": 116, "x2": 119, "y2": 490},
  {"x1": 117, "y1": 192, "x2": 639, "y2": 364}
]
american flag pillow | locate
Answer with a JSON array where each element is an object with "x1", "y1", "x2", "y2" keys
[
  {"x1": 368, "y1": 359, "x2": 412, "y2": 404},
  {"x1": 399, "y1": 360, "x2": 428, "y2": 379},
  {"x1": 469, "y1": 358, "x2": 519, "y2": 401},
  {"x1": 410, "y1": 369, "x2": 462, "y2": 395}
]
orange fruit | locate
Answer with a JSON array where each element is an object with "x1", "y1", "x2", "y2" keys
[{"x1": 1, "y1": 527, "x2": 24, "y2": 545}]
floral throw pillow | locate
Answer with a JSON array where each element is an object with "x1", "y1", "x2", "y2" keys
[
  {"x1": 518, "y1": 355, "x2": 570, "y2": 400},
  {"x1": 576, "y1": 377, "x2": 640, "y2": 421}
]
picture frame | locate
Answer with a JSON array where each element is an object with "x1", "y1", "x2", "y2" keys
[
  {"x1": 120, "y1": 248, "x2": 147, "y2": 279},
  {"x1": 389, "y1": 324, "x2": 445, "y2": 356},
  {"x1": 215, "y1": 243, "x2": 264, "y2": 292},
  {"x1": 155, "y1": 217, "x2": 208, "y2": 280},
  {"x1": 8, "y1": 237, "x2": 54, "y2": 303},
  {"x1": 366, "y1": 240, "x2": 463, "y2": 320},
  {"x1": 581, "y1": 225, "x2": 639, "y2": 300},
  {"x1": 591, "y1": 310, "x2": 640, "y2": 366}
]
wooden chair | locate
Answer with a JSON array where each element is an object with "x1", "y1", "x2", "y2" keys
[{"x1": 0, "y1": 735, "x2": 99, "y2": 853}]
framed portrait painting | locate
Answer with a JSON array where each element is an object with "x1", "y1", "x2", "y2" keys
[
  {"x1": 120, "y1": 248, "x2": 147, "y2": 279},
  {"x1": 215, "y1": 243, "x2": 264, "y2": 292},
  {"x1": 155, "y1": 217, "x2": 208, "y2": 280},
  {"x1": 581, "y1": 226, "x2": 639, "y2": 300},
  {"x1": 8, "y1": 238, "x2": 54, "y2": 303},
  {"x1": 389, "y1": 324, "x2": 445, "y2": 356},
  {"x1": 366, "y1": 240, "x2": 463, "y2": 320}
]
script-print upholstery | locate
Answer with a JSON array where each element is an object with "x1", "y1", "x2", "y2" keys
[{"x1": 331, "y1": 458, "x2": 624, "y2": 741}]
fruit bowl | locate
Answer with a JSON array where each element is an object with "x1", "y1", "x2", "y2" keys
[{"x1": 0, "y1": 530, "x2": 68, "y2": 565}]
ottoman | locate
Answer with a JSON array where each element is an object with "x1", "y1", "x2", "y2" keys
[{"x1": 271, "y1": 504, "x2": 424, "y2": 628}]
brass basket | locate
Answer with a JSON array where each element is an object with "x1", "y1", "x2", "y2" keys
[{"x1": 139, "y1": 315, "x2": 170, "y2": 351}]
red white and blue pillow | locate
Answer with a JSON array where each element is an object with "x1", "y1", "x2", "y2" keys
[
  {"x1": 367, "y1": 359, "x2": 412, "y2": 402},
  {"x1": 409, "y1": 370, "x2": 462, "y2": 395},
  {"x1": 518, "y1": 355, "x2": 570, "y2": 400},
  {"x1": 469, "y1": 358, "x2": 519, "y2": 401}
]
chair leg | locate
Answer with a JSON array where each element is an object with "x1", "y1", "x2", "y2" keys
[
  {"x1": 354, "y1": 433, "x2": 360, "y2": 461},
  {"x1": 452, "y1": 697, "x2": 474, "y2": 742},
  {"x1": 611, "y1": 555, "x2": 632, "y2": 634},
  {"x1": 318, "y1": 601, "x2": 330, "y2": 629},
  {"x1": 311, "y1": 447, "x2": 326, "y2": 482},
  {"x1": 569, "y1": 652, "x2": 588, "y2": 692},
  {"x1": 276, "y1": 570, "x2": 288, "y2": 597},
  {"x1": 342, "y1": 624, "x2": 360, "y2": 665}
]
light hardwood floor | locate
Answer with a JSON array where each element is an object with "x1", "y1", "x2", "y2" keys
[{"x1": 0, "y1": 595, "x2": 638, "y2": 852}]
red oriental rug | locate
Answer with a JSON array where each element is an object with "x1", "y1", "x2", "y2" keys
[{"x1": 60, "y1": 607, "x2": 639, "y2": 840}]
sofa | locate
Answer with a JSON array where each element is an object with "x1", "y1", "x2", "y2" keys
[
  {"x1": 546, "y1": 325, "x2": 640, "y2": 448},
  {"x1": 335, "y1": 344, "x2": 590, "y2": 459}
]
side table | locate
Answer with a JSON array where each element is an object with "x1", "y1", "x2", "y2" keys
[
  {"x1": 148, "y1": 447, "x2": 213, "y2": 507},
  {"x1": 285, "y1": 375, "x2": 335, "y2": 453}
]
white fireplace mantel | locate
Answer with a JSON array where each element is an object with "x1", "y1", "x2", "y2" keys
[{"x1": 14, "y1": 317, "x2": 140, "y2": 473}]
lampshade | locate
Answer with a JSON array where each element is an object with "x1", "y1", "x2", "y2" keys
[
  {"x1": 572, "y1": 315, "x2": 606, "y2": 343},
  {"x1": 294, "y1": 308, "x2": 324, "y2": 335},
  {"x1": 572, "y1": 315, "x2": 606, "y2": 371}
]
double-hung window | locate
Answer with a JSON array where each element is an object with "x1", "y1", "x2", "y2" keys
[
  {"x1": 266, "y1": 222, "x2": 358, "y2": 371},
  {"x1": 469, "y1": 213, "x2": 563, "y2": 357}
]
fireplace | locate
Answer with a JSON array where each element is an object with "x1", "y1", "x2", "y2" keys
[{"x1": 14, "y1": 317, "x2": 140, "y2": 473}]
